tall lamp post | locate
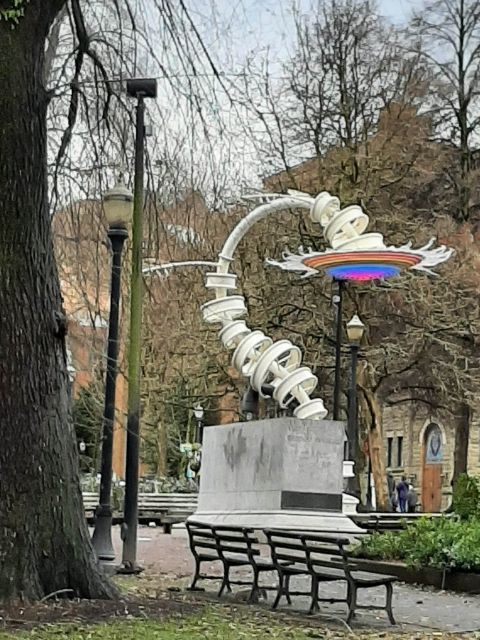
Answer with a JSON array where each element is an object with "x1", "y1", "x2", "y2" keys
[
  {"x1": 120, "y1": 78, "x2": 158, "y2": 574},
  {"x1": 91, "y1": 180, "x2": 133, "y2": 562},
  {"x1": 332, "y1": 280, "x2": 344, "y2": 420},
  {"x1": 345, "y1": 314, "x2": 365, "y2": 498}
]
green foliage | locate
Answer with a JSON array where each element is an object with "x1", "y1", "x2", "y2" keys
[
  {"x1": 72, "y1": 381, "x2": 103, "y2": 473},
  {"x1": 142, "y1": 375, "x2": 204, "y2": 478},
  {"x1": 0, "y1": 0, "x2": 27, "y2": 23},
  {"x1": 139, "y1": 476, "x2": 197, "y2": 493},
  {"x1": 452, "y1": 474, "x2": 480, "y2": 519},
  {"x1": 353, "y1": 516, "x2": 480, "y2": 571}
]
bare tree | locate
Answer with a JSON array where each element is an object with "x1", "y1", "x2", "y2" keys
[{"x1": 411, "y1": 0, "x2": 480, "y2": 221}]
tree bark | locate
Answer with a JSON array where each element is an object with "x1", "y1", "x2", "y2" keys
[
  {"x1": 358, "y1": 365, "x2": 388, "y2": 511},
  {"x1": 0, "y1": 1, "x2": 116, "y2": 601},
  {"x1": 452, "y1": 401, "x2": 471, "y2": 488},
  {"x1": 155, "y1": 419, "x2": 168, "y2": 477}
]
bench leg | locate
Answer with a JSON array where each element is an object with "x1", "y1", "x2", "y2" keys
[
  {"x1": 218, "y1": 564, "x2": 232, "y2": 597},
  {"x1": 272, "y1": 573, "x2": 285, "y2": 610},
  {"x1": 385, "y1": 583, "x2": 396, "y2": 625},
  {"x1": 308, "y1": 575, "x2": 319, "y2": 615},
  {"x1": 285, "y1": 574, "x2": 292, "y2": 606},
  {"x1": 248, "y1": 568, "x2": 260, "y2": 604},
  {"x1": 189, "y1": 558, "x2": 201, "y2": 590},
  {"x1": 163, "y1": 523, "x2": 172, "y2": 534},
  {"x1": 346, "y1": 582, "x2": 357, "y2": 625}
]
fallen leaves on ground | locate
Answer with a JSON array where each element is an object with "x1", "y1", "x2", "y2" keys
[{"x1": 0, "y1": 604, "x2": 477, "y2": 640}]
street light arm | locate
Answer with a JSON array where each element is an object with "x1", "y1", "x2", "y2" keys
[{"x1": 143, "y1": 260, "x2": 219, "y2": 275}]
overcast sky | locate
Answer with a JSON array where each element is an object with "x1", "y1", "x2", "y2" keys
[{"x1": 187, "y1": 0, "x2": 426, "y2": 70}]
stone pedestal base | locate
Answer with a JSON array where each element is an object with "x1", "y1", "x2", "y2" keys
[
  {"x1": 193, "y1": 418, "x2": 364, "y2": 537},
  {"x1": 342, "y1": 493, "x2": 361, "y2": 516}
]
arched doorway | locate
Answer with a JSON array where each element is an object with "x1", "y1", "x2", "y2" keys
[{"x1": 422, "y1": 423, "x2": 443, "y2": 512}]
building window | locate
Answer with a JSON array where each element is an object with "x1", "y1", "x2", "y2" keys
[
  {"x1": 387, "y1": 437, "x2": 393, "y2": 467},
  {"x1": 425, "y1": 424, "x2": 443, "y2": 463},
  {"x1": 397, "y1": 436, "x2": 404, "y2": 467}
]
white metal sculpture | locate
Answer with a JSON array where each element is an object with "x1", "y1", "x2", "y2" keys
[{"x1": 200, "y1": 190, "x2": 452, "y2": 420}]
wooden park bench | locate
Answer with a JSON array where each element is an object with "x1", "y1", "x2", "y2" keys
[
  {"x1": 82, "y1": 492, "x2": 98, "y2": 524},
  {"x1": 186, "y1": 521, "x2": 274, "y2": 602},
  {"x1": 83, "y1": 491, "x2": 197, "y2": 532},
  {"x1": 265, "y1": 529, "x2": 397, "y2": 624},
  {"x1": 351, "y1": 512, "x2": 444, "y2": 533},
  {"x1": 138, "y1": 493, "x2": 198, "y2": 533}
]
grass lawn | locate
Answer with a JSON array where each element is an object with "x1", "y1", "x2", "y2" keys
[
  {"x1": 0, "y1": 575, "x2": 467, "y2": 639},
  {"x1": 0, "y1": 607, "x2": 327, "y2": 639},
  {"x1": 0, "y1": 606, "x2": 469, "y2": 640}
]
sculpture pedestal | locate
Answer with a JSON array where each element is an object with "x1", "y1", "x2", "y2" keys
[{"x1": 193, "y1": 418, "x2": 364, "y2": 536}]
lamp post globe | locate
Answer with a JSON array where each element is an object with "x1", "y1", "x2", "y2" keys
[
  {"x1": 103, "y1": 180, "x2": 133, "y2": 229},
  {"x1": 193, "y1": 403, "x2": 204, "y2": 444},
  {"x1": 346, "y1": 314, "x2": 366, "y2": 345},
  {"x1": 193, "y1": 403, "x2": 204, "y2": 422}
]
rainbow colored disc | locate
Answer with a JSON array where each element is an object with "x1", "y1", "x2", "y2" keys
[{"x1": 302, "y1": 251, "x2": 422, "y2": 282}]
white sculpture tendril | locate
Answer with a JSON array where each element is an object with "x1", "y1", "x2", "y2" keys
[{"x1": 201, "y1": 192, "x2": 328, "y2": 420}]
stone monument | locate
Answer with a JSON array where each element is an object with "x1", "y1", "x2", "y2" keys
[{"x1": 194, "y1": 417, "x2": 364, "y2": 535}]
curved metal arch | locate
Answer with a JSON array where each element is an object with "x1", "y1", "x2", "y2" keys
[{"x1": 201, "y1": 192, "x2": 328, "y2": 420}]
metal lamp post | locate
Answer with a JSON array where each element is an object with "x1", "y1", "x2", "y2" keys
[
  {"x1": 120, "y1": 77, "x2": 158, "y2": 574},
  {"x1": 332, "y1": 280, "x2": 344, "y2": 420},
  {"x1": 345, "y1": 314, "x2": 365, "y2": 498},
  {"x1": 193, "y1": 403, "x2": 204, "y2": 444},
  {"x1": 91, "y1": 179, "x2": 133, "y2": 563}
]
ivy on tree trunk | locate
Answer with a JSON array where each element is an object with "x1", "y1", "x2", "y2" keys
[{"x1": 0, "y1": 0, "x2": 115, "y2": 601}]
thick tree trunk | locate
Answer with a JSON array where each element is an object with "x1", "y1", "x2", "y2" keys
[
  {"x1": 452, "y1": 401, "x2": 471, "y2": 488},
  {"x1": 0, "y1": 2, "x2": 115, "y2": 601},
  {"x1": 156, "y1": 420, "x2": 168, "y2": 477},
  {"x1": 358, "y1": 365, "x2": 388, "y2": 511}
]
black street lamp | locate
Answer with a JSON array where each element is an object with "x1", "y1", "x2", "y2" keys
[
  {"x1": 91, "y1": 179, "x2": 133, "y2": 563},
  {"x1": 345, "y1": 313, "x2": 365, "y2": 498},
  {"x1": 332, "y1": 279, "x2": 344, "y2": 421},
  {"x1": 193, "y1": 403, "x2": 204, "y2": 444},
  {"x1": 120, "y1": 78, "x2": 158, "y2": 574}
]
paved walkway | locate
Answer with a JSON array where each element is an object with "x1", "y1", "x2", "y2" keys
[{"x1": 111, "y1": 526, "x2": 480, "y2": 632}]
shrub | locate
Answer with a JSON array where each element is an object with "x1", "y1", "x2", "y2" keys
[
  {"x1": 452, "y1": 474, "x2": 480, "y2": 519},
  {"x1": 353, "y1": 516, "x2": 480, "y2": 571}
]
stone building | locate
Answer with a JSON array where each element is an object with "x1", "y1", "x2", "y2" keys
[{"x1": 381, "y1": 404, "x2": 480, "y2": 511}]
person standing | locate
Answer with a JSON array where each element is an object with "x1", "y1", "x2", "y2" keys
[
  {"x1": 387, "y1": 473, "x2": 396, "y2": 512},
  {"x1": 407, "y1": 484, "x2": 418, "y2": 513},
  {"x1": 397, "y1": 475, "x2": 409, "y2": 513}
]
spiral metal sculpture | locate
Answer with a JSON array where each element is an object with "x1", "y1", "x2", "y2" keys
[{"x1": 201, "y1": 190, "x2": 452, "y2": 420}]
